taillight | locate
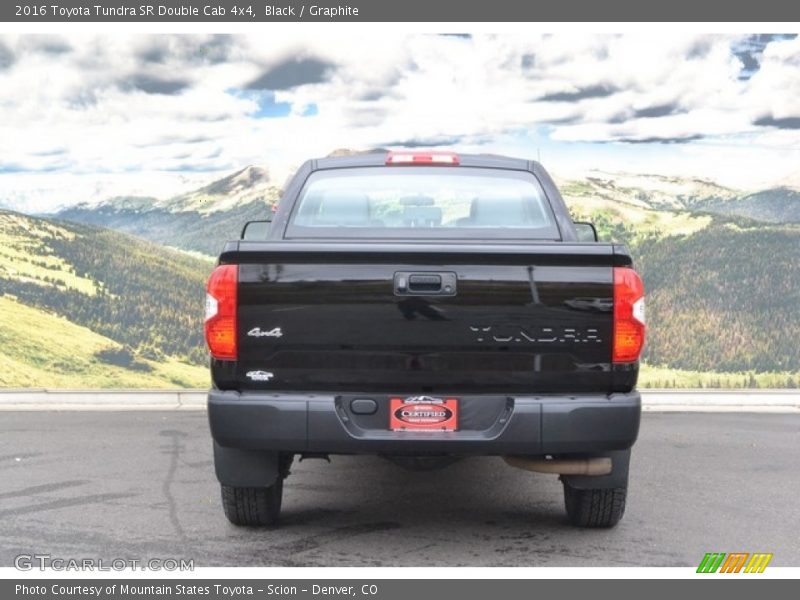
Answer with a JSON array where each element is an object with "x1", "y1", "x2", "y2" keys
[
  {"x1": 385, "y1": 151, "x2": 460, "y2": 165},
  {"x1": 613, "y1": 267, "x2": 645, "y2": 363},
  {"x1": 205, "y1": 264, "x2": 237, "y2": 360}
]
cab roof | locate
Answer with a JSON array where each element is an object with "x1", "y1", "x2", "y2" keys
[{"x1": 311, "y1": 152, "x2": 536, "y2": 172}]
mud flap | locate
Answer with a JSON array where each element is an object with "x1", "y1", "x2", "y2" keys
[
  {"x1": 559, "y1": 449, "x2": 630, "y2": 490},
  {"x1": 213, "y1": 442, "x2": 279, "y2": 487}
]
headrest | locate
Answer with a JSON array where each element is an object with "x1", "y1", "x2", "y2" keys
[
  {"x1": 316, "y1": 191, "x2": 371, "y2": 225},
  {"x1": 469, "y1": 196, "x2": 529, "y2": 225}
]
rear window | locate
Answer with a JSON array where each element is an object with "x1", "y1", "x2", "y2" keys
[{"x1": 285, "y1": 166, "x2": 559, "y2": 240}]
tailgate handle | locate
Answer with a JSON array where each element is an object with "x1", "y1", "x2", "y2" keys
[
  {"x1": 408, "y1": 274, "x2": 442, "y2": 292},
  {"x1": 395, "y1": 272, "x2": 457, "y2": 296}
]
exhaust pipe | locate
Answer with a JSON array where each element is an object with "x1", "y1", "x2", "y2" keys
[{"x1": 503, "y1": 456, "x2": 612, "y2": 476}]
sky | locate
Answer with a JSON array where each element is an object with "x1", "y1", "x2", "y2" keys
[{"x1": 0, "y1": 32, "x2": 799, "y2": 213}]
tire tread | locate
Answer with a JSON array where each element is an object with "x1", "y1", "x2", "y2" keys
[
  {"x1": 221, "y1": 480, "x2": 282, "y2": 527},
  {"x1": 564, "y1": 484, "x2": 626, "y2": 528}
]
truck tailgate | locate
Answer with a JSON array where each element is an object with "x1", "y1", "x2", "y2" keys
[{"x1": 225, "y1": 242, "x2": 631, "y2": 394}]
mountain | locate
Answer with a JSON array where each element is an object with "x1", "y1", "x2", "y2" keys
[
  {"x1": 563, "y1": 173, "x2": 800, "y2": 373},
  {"x1": 54, "y1": 152, "x2": 397, "y2": 255},
  {"x1": 154, "y1": 165, "x2": 273, "y2": 214},
  {"x1": 634, "y1": 221, "x2": 800, "y2": 373},
  {"x1": 48, "y1": 162, "x2": 800, "y2": 383},
  {"x1": 559, "y1": 170, "x2": 800, "y2": 224},
  {"x1": 557, "y1": 170, "x2": 739, "y2": 212},
  {"x1": 327, "y1": 147, "x2": 389, "y2": 158},
  {"x1": 694, "y1": 187, "x2": 800, "y2": 223},
  {"x1": 96, "y1": 195, "x2": 158, "y2": 211},
  {"x1": 563, "y1": 190, "x2": 800, "y2": 379},
  {"x1": 0, "y1": 210, "x2": 211, "y2": 388},
  {"x1": 58, "y1": 166, "x2": 281, "y2": 256},
  {"x1": 57, "y1": 162, "x2": 799, "y2": 263}
]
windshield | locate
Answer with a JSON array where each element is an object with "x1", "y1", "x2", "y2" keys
[{"x1": 286, "y1": 166, "x2": 560, "y2": 240}]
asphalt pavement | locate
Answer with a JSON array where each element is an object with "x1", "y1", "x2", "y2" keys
[{"x1": 0, "y1": 411, "x2": 798, "y2": 567}]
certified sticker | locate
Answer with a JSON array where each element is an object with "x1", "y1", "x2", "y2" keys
[{"x1": 389, "y1": 396, "x2": 459, "y2": 431}]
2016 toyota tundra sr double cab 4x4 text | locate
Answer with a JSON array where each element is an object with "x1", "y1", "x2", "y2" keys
[{"x1": 205, "y1": 151, "x2": 646, "y2": 528}]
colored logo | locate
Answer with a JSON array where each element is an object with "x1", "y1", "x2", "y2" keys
[
  {"x1": 697, "y1": 552, "x2": 773, "y2": 573},
  {"x1": 394, "y1": 403, "x2": 453, "y2": 425},
  {"x1": 388, "y1": 396, "x2": 459, "y2": 431}
]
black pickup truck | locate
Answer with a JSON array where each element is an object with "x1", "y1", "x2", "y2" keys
[{"x1": 205, "y1": 151, "x2": 645, "y2": 528}]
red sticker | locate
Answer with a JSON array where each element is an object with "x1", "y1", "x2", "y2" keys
[{"x1": 389, "y1": 396, "x2": 458, "y2": 431}]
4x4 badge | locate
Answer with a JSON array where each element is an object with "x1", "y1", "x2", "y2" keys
[{"x1": 247, "y1": 327, "x2": 283, "y2": 338}]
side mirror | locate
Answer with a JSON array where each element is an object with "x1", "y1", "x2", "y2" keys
[
  {"x1": 574, "y1": 221, "x2": 598, "y2": 242},
  {"x1": 241, "y1": 219, "x2": 271, "y2": 240}
]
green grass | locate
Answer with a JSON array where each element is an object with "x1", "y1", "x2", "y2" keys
[
  {"x1": 0, "y1": 295, "x2": 208, "y2": 389},
  {"x1": 639, "y1": 363, "x2": 800, "y2": 389},
  {"x1": 565, "y1": 197, "x2": 712, "y2": 245},
  {"x1": 0, "y1": 209, "x2": 213, "y2": 365},
  {"x1": 0, "y1": 212, "x2": 99, "y2": 295}
]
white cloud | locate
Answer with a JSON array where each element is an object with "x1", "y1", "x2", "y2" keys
[{"x1": 0, "y1": 33, "x2": 798, "y2": 211}]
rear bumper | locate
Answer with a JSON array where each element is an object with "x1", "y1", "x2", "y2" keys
[{"x1": 208, "y1": 390, "x2": 641, "y2": 456}]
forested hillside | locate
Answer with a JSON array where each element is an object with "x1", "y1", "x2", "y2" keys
[
  {"x1": 636, "y1": 222, "x2": 800, "y2": 372},
  {"x1": 565, "y1": 193, "x2": 800, "y2": 385},
  {"x1": 558, "y1": 170, "x2": 800, "y2": 222},
  {"x1": 58, "y1": 200, "x2": 272, "y2": 257},
  {"x1": 696, "y1": 187, "x2": 800, "y2": 224},
  {"x1": 0, "y1": 210, "x2": 211, "y2": 386},
  {"x1": 58, "y1": 166, "x2": 280, "y2": 256},
  {"x1": 0, "y1": 295, "x2": 206, "y2": 388}
]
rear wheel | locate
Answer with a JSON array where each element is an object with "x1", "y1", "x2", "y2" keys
[
  {"x1": 563, "y1": 482, "x2": 626, "y2": 528},
  {"x1": 221, "y1": 478, "x2": 283, "y2": 527}
]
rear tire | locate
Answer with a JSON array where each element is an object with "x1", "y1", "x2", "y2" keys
[
  {"x1": 563, "y1": 483, "x2": 626, "y2": 528},
  {"x1": 221, "y1": 478, "x2": 283, "y2": 527}
]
